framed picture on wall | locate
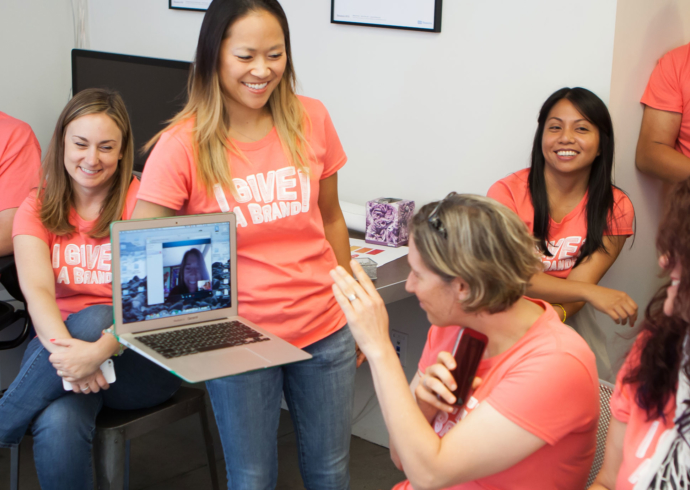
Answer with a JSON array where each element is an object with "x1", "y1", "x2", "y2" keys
[
  {"x1": 169, "y1": 0, "x2": 211, "y2": 11},
  {"x1": 331, "y1": 0, "x2": 442, "y2": 32}
]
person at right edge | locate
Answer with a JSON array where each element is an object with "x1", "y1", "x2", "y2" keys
[
  {"x1": 589, "y1": 179, "x2": 690, "y2": 489},
  {"x1": 636, "y1": 42, "x2": 690, "y2": 185}
]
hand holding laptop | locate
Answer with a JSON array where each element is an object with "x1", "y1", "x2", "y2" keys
[{"x1": 110, "y1": 214, "x2": 311, "y2": 383}]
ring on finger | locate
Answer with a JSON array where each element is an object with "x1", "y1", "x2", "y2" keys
[{"x1": 347, "y1": 293, "x2": 357, "y2": 302}]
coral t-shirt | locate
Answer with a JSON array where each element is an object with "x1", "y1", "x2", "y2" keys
[
  {"x1": 641, "y1": 42, "x2": 690, "y2": 159},
  {"x1": 609, "y1": 334, "x2": 676, "y2": 490},
  {"x1": 0, "y1": 112, "x2": 41, "y2": 212},
  {"x1": 487, "y1": 168, "x2": 634, "y2": 278},
  {"x1": 393, "y1": 298, "x2": 599, "y2": 490},
  {"x1": 12, "y1": 179, "x2": 140, "y2": 320},
  {"x1": 137, "y1": 96, "x2": 347, "y2": 348}
]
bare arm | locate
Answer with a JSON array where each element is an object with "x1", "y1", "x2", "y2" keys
[
  {"x1": 562, "y1": 235, "x2": 627, "y2": 317},
  {"x1": 370, "y1": 346, "x2": 545, "y2": 489},
  {"x1": 318, "y1": 172, "x2": 352, "y2": 275},
  {"x1": 636, "y1": 106, "x2": 690, "y2": 183},
  {"x1": 132, "y1": 199, "x2": 176, "y2": 220},
  {"x1": 0, "y1": 207, "x2": 18, "y2": 256},
  {"x1": 13, "y1": 234, "x2": 119, "y2": 388},
  {"x1": 589, "y1": 417, "x2": 626, "y2": 489},
  {"x1": 389, "y1": 373, "x2": 436, "y2": 470},
  {"x1": 14, "y1": 234, "x2": 69, "y2": 350},
  {"x1": 527, "y1": 236, "x2": 637, "y2": 325},
  {"x1": 319, "y1": 172, "x2": 368, "y2": 365}
]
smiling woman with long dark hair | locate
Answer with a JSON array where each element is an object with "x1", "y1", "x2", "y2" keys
[{"x1": 488, "y1": 87, "x2": 636, "y2": 377}]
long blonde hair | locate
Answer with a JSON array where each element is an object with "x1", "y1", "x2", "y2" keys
[
  {"x1": 146, "y1": 0, "x2": 311, "y2": 195},
  {"x1": 39, "y1": 88, "x2": 134, "y2": 238}
]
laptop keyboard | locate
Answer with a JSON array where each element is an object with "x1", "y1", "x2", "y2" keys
[{"x1": 136, "y1": 321, "x2": 271, "y2": 359}]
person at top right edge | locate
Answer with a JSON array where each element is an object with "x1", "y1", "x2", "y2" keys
[
  {"x1": 488, "y1": 87, "x2": 636, "y2": 380},
  {"x1": 636, "y1": 42, "x2": 690, "y2": 185}
]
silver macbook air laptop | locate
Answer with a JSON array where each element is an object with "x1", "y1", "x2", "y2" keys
[{"x1": 110, "y1": 213, "x2": 311, "y2": 383}]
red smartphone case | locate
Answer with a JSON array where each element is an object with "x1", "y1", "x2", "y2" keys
[{"x1": 449, "y1": 327, "x2": 488, "y2": 407}]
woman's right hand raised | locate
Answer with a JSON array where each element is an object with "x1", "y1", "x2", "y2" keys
[{"x1": 586, "y1": 285, "x2": 638, "y2": 326}]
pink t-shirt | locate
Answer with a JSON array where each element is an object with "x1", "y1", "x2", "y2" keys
[
  {"x1": 137, "y1": 96, "x2": 347, "y2": 348},
  {"x1": 393, "y1": 298, "x2": 599, "y2": 490},
  {"x1": 609, "y1": 334, "x2": 676, "y2": 490},
  {"x1": 12, "y1": 179, "x2": 140, "y2": 320},
  {"x1": 0, "y1": 112, "x2": 41, "y2": 212},
  {"x1": 487, "y1": 168, "x2": 634, "y2": 278},
  {"x1": 641, "y1": 42, "x2": 690, "y2": 159}
]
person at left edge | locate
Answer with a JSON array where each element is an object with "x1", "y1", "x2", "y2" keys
[
  {"x1": 0, "y1": 111, "x2": 41, "y2": 256},
  {"x1": 132, "y1": 1, "x2": 357, "y2": 488}
]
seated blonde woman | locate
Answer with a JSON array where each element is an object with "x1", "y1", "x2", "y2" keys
[{"x1": 331, "y1": 193, "x2": 600, "y2": 489}]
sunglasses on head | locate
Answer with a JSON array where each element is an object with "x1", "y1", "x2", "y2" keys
[{"x1": 427, "y1": 192, "x2": 457, "y2": 239}]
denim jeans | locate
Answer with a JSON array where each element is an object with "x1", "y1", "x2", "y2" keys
[
  {"x1": 0, "y1": 305, "x2": 181, "y2": 490},
  {"x1": 206, "y1": 325, "x2": 357, "y2": 490}
]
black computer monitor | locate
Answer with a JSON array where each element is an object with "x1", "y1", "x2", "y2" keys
[{"x1": 71, "y1": 49, "x2": 191, "y2": 172}]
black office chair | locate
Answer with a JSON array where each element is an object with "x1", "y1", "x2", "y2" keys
[
  {"x1": 9, "y1": 386, "x2": 220, "y2": 490},
  {"x1": 0, "y1": 255, "x2": 31, "y2": 490},
  {"x1": 0, "y1": 255, "x2": 31, "y2": 351}
]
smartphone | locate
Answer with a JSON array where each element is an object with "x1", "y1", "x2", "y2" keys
[
  {"x1": 449, "y1": 328, "x2": 488, "y2": 407},
  {"x1": 63, "y1": 359, "x2": 117, "y2": 391}
]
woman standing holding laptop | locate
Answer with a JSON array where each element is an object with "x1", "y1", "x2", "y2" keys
[{"x1": 133, "y1": 0, "x2": 358, "y2": 487}]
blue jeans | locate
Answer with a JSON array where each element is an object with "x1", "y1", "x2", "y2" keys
[
  {"x1": 206, "y1": 325, "x2": 357, "y2": 490},
  {"x1": 0, "y1": 305, "x2": 181, "y2": 490}
]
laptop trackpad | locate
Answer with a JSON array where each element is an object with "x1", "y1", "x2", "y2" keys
[{"x1": 175, "y1": 346, "x2": 272, "y2": 382}]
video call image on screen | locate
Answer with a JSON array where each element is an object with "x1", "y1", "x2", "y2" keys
[{"x1": 119, "y1": 223, "x2": 232, "y2": 323}]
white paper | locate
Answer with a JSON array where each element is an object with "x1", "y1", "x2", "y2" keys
[
  {"x1": 333, "y1": 0, "x2": 437, "y2": 30},
  {"x1": 349, "y1": 238, "x2": 409, "y2": 267},
  {"x1": 170, "y1": 0, "x2": 211, "y2": 10}
]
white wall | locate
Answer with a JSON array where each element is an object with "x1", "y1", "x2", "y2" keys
[
  {"x1": 89, "y1": 0, "x2": 618, "y2": 206},
  {"x1": 600, "y1": 0, "x2": 690, "y2": 374},
  {"x1": 0, "y1": 0, "x2": 74, "y2": 151}
]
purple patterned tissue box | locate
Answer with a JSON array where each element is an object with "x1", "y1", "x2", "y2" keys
[{"x1": 365, "y1": 198, "x2": 415, "y2": 248}]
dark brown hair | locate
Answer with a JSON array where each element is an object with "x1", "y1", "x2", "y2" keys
[{"x1": 624, "y1": 178, "x2": 690, "y2": 420}]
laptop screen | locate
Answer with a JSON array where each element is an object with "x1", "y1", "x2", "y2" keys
[{"x1": 118, "y1": 221, "x2": 232, "y2": 323}]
